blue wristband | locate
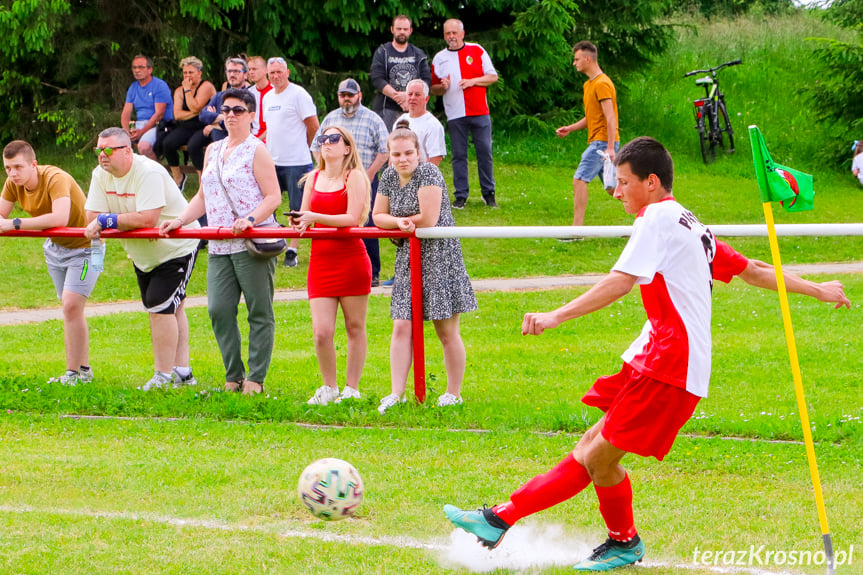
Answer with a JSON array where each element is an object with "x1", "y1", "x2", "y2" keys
[{"x1": 97, "y1": 213, "x2": 118, "y2": 229}]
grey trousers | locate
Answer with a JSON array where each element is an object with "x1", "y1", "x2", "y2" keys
[
  {"x1": 448, "y1": 114, "x2": 495, "y2": 200},
  {"x1": 207, "y1": 251, "x2": 276, "y2": 384}
]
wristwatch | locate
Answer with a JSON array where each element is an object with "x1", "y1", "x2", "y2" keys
[
  {"x1": 247, "y1": 216, "x2": 255, "y2": 223},
  {"x1": 12, "y1": 218, "x2": 21, "y2": 230}
]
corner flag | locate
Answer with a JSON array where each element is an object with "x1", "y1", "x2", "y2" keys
[
  {"x1": 749, "y1": 125, "x2": 834, "y2": 575},
  {"x1": 749, "y1": 126, "x2": 814, "y2": 212}
]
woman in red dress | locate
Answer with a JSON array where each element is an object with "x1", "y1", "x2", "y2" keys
[{"x1": 291, "y1": 126, "x2": 372, "y2": 405}]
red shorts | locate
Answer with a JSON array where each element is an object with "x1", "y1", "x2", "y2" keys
[{"x1": 582, "y1": 363, "x2": 700, "y2": 461}]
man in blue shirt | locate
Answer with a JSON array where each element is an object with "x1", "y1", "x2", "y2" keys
[{"x1": 121, "y1": 55, "x2": 173, "y2": 161}]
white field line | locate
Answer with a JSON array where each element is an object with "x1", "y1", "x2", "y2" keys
[
  {"x1": 56, "y1": 413, "x2": 810, "y2": 446},
  {"x1": 0, "y1": 505, "x2": 800, "y2": 575}
]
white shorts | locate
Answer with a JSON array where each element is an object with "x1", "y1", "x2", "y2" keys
[
  {"x1": 44, "y1": 239, "x2": 100, "y2": 298},
  {"x1": 135, "y1": 120, "x2": 158, "y2": 147}
]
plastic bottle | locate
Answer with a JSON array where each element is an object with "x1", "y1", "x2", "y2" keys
[{"x1": 90, "y1": 238, "x2": 105, "y2": 272}]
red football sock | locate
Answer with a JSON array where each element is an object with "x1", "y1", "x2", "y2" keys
[
  {"x1": 492, "y1": 453, "x2": 592, "y2": 526},
  {"x1": 594, "y1": 473, "x2": 637, "y2": 542}
]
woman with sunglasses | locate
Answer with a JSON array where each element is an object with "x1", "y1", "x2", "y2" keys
[
  {"x1": 160, "y1": 89, "x2": 281, "y2": 394},
  {"x1": 290, "y1": 126, "x2": 372, "y2": 406},
  {"x1": 373, "y1": 127, "x2": 477, "y2": 414},
  {"x1": 161, "y1": 56, "x2": 217, "y2": 190}
]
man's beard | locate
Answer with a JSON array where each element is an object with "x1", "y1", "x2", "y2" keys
[
  {"x1": 341, "y1": 102, "x2": 359, "y2": 115},
  {"x1": 394, "y1": 34, "x2": 408, "y2": 45}
]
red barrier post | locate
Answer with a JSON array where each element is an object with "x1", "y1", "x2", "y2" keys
[{"x1": 408, "y1": 236, "x2": 425, "y2": 403}]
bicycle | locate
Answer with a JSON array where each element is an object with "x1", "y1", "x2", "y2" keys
[{"x1": 684, "y1": 59, "x2": 742, "y2": 164}]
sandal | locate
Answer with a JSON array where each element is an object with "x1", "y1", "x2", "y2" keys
[{"x1": 225, "y1": 380, "x2": 243, "y2": 392}]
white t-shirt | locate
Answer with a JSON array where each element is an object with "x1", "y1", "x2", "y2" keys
[
  {"x1": 262, "y1": 83, "x2": 317, "y2": 166},
  {"x1": 395, "y1": 111, "x2": 446, "y2": 161},
  {"x1": 853, "y1": 154, "x2": 863, "y2": 186},
  {"x1": 612, "y1": 198, "x2": 716, "y2": 398},
  {"x1": 85, "y1": 155, "x2": 199, "y2": 272}
]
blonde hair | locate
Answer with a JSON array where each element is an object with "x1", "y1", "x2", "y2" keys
[
  {"x1": 304, "y1": 126, "x2": 371, "y2": 224},
  {"x1": 179, "y1": 56, "x2": 203, "y2": 71}
]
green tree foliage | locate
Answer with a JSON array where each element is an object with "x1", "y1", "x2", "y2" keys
[
  {"x1": 0, "y1": 0, "x2": 675, "y2": 146},
  {"x1": 807, "y1": 0, "x2": 863, "y2": 165}
]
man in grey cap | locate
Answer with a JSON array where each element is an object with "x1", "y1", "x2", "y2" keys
[{"x1": 311, "y1": 78, "x2": 389, "y2": 287}]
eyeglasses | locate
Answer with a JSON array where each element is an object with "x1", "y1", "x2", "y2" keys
[
  {"x1": 268, "y1": 57, "x2": 286, "y2": 65},
  {"x1": 316, "y1": 133, "x2": 343, "y2": 145},
  {"x1": 220, "y1": 106, "x2": 248, "y2": 116},
  {"x1": 338, "y1": 92, "x2": 358, "y2": 98},
  {"x1": 93, "y1": 145, "x2": 129, "y2": 157}
]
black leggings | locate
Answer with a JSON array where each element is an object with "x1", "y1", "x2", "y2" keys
[{"x1": 161, "y1": 120, "x2": 206, "y2": 169}]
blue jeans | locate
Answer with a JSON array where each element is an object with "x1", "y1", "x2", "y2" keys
[
  {"x1": 276, "y1": 164, "x2": 313, "y2": 211},
  {"x1": 448, "y1": 115, "x2": 495, "y2": 200},
  {"x1": 362, "y1": 174, "x2": 381, "y2": 278}
]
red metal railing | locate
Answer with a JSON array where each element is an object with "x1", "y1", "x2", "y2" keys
[{"x1": 1, "y1": 226, "x2": 427, "y2": 402}]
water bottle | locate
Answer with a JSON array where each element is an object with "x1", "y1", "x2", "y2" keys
[{"x1": 90, "y1": 238, "x2": 105, "y2": 272}]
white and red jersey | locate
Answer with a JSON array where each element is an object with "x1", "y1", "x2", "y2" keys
[
  {"x1": 431, "y1": 43, "x2": 496, "y2": 120},
  {"x1": 249, "y1": 82, "x2": 272, "y2": 139},
  {"x1": 613, "y1": 197, "x2": 719, "y2": 398}
]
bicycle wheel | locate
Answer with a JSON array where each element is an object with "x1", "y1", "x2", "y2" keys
[
  {"x1": 697, "y1": 110, "x2": 716, "y2": 164},
  {"x1": 717, "y1": 100, "x2": 735, "y2": 153}
]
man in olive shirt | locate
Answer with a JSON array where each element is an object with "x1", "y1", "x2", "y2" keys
[{"x1": 1, "y1": 140, "x2": 100, "y2": 385}]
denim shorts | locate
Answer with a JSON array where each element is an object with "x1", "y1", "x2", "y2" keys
[{"x1": 574, "y1": 140, "x2": 620, "y2": 187}]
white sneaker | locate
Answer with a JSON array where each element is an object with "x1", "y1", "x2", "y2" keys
[
  {"x1": 77, "y1": 367, "x2": 94, "y2": 383},
  {"x1": 378, "y1": 393, "x2": 406, "y2": 415},
  {"x1": 437, "y1": 392, "x2": 463, "y2": 407},
  {"x1": 49, "y1": 370, "x2": 80, "y2": 386},
  {"x1": 140, "y1": 372, "x2": 172, "y2": 391},
  {"x1": 335, "y1": 386, "x2": 361, "y2": 403},
  {"x1": 172, "y1": 368, "x2": 197, "y2": 389},
  {"x1": 307, "y1": 385, "x2": 339, "y2": 406}
]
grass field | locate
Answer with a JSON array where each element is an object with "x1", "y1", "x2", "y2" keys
[
  {"x1": 1, "y1": 9, "x2": 861, "y2": 574},
  {"x1": 1, "y1": 281, "x2": 861, "y2": 573}
]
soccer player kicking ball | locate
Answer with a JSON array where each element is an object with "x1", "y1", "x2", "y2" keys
[{"x1": 444, "y1": 136, "x2": 850, "y2": 571}]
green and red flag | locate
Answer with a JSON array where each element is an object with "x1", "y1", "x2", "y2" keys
[{"x1": 749, "y1": 125, "x2": 814, "y2": 212}]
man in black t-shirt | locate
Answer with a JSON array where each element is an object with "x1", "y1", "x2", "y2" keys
[{"x1": 370, "y1": 15, "x2": 432, "y2": 131}]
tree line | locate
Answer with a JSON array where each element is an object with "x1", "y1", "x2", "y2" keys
[{"x1": 3, "y1": 0, "x2": 832, "y2": 152}]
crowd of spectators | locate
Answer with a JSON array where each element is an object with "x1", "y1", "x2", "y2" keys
[{"x1": 1, "y1": 15, "x2": 491, "y2": 409}]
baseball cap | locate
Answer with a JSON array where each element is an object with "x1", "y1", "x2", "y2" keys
[{"x1": 338, "y1": 78, "x2": 360, "y2": 94}]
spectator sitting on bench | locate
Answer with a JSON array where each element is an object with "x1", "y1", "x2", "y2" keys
[
  {"x1": 161, "y1": 56, "x2": 216, "y2": 190},
  {"x1": 121, "y1": 55, "x2": 172, "y2": 162}
]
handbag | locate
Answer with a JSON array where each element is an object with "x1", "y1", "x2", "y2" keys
[{"x1": 213, "y1": 141, "x2": 288, "y2": 260}]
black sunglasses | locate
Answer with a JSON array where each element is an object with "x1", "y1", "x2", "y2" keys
[
  {"x1": 316, "y1": 133, "x2": 343, "y2": 145},
  {"x1": 220, "y1": 106, "x2": 248, "y2": 116}
]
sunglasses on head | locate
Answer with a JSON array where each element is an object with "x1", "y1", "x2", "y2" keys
[
  {"x1": 316, "y1": 133, "x2": 343, "y2": 145},
  {"x1": 268, "y1": 57, "x2": 286, "y2": 65},
  {"x1": 93, "y1": 145, "x2": 128, "y2": 157},
  {"x1": 220, "y1": 105, "x2": 248, "y2": 116}
]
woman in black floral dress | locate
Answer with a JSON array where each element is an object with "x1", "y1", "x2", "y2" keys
[{"x1": 373, "y1": 128, "x2": 478, "y2": 414}]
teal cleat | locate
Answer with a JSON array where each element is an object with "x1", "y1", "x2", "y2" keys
[
  {"x1": 573, "y1": 535, "x2": 645, "y2": 571},
  {"x1": 444, "y1": 504, "x2": 510, "y2": 549}
]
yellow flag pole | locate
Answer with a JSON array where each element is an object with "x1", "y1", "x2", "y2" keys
[{"x1": 762, "y1": 201, "x2": 835, "y2": 575}]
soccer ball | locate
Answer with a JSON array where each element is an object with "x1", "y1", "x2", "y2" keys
[{"x1": 297, "y1": 458, "x2": 364, "y2": 520}]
